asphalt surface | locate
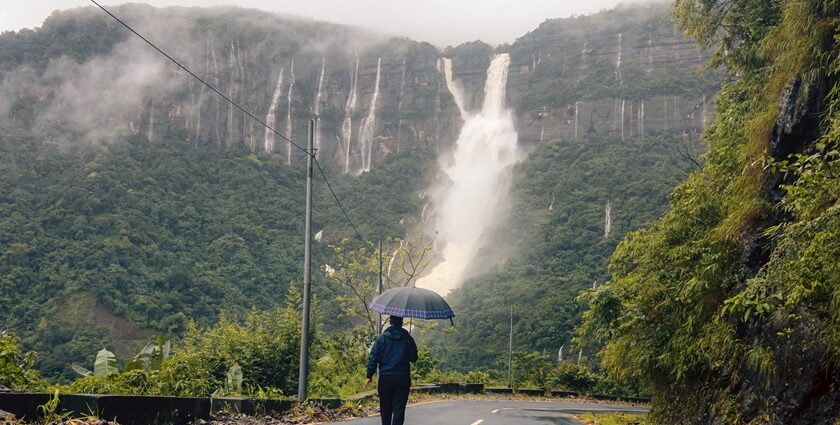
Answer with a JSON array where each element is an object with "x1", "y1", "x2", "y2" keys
[{"x1": 339, "y1": 399, "x2": 649, "y2": 425}]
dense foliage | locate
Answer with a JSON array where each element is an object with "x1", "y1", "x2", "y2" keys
[
  {"x1": 426, "y1": 131, "x2": 696, "y2": 378},
  {"x1": 0, "y1": 98, "x2": 433, "y2": 381},
  {"x1": 0, "y1": 332, "x2": 43, "y2": 390},
  {"x1": 579, "y1": 0, "x2": 840, "y2": 423}
]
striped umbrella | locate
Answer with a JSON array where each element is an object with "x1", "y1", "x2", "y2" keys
[{"x1": 370, "y1": 286, "x2": 455, "y2": 324}]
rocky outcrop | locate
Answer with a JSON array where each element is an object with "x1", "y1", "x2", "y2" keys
[{"x1": 1, "y1": 3, "x2": 718, "y2": 170}]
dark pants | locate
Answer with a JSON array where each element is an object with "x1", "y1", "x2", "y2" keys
[{"x1": 377, "y1": 374, "x2": 410, "y2": 425}]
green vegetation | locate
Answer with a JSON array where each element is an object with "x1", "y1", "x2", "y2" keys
[
  {"x1": 579, "y1": 0, "x2": 840, "y2": 423},
  {"x1": 578, "y1": 412, "x2": 650, "y2": 425},
  {"x1": 428, "y1": 132, "x2": 695, "y2": 388},
  {"x1": 0, "y1": 98, "x2": 434, "y2": 382},
  {"x1": 0, "y1": 332, "x2": 44, "y2": 390},
  {"x1": 65, "y1": 299, "x2": 303, "y2": 397}
]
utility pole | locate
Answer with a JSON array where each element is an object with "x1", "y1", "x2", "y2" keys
[
  {"x1": 508, "y1": 305, "x2": 513, "y2": 389},
  {"x1": 297, "y1": 119, "x2": 315, "y2": 403},
  {"x1": 377, "y1": 240, "x2": 383, "y2": 335}
]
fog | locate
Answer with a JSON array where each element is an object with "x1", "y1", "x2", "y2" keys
[{"x1": 4, "y1": 0, "x2": 662, "y2": 47}]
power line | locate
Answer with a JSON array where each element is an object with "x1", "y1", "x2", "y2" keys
[
  {"x1": 314, "y1": 158, "x2": 365, "y2": 243},
  {"x1": 89, "y1": 0, "x2": 368, "y2": 244}
]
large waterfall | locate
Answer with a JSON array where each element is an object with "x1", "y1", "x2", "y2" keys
[
  {"x1": 359, "y1": 57, "x2": 381, "y2": 172},
  {"x1": 416, "y1": 54, "x2": 519, "y2": 296},
  {"x1": 264, "y1": 68, "x2": 284, "y2": 153},
  {"x1": 343, "y1": 56, "x2": 359, "y2": 174}
]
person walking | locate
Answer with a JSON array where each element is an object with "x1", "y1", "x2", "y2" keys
[{"x1": 364, "y1": 316, "x2": 418, "y2": 425}]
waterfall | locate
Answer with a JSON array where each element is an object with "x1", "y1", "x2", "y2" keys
[
  {"x1": 313, "y1": 57, "x2": 326, "y2": 158},
  {"x1": 264, "y1": 68, "x2": 285, "y2": 153},
  {"x1": 648, "y1": 30, "x2": 653, "y2": 64},
  {"x1": 581, "y1": 39, "x2": 588, "y2": 67},
  {"x1": 420, "y1": 202, "x2": 429, "y2": 223},
  {"x1": 673, "y1": 95, "x2": 679, "y2": 129},
  {"x1": 416, "y1": 54, "x2": 519, "y2": 296},
  {"x1": 441, "y1": 58, "x2": 468, "y2": 119},
  {"x1": 604, "y1": 199, "x2": 612, "y2": 238},
  {"x1": 286, "y1": 59, "x2": 295, "y2": 165},
  {"x1": 195, "y1": 39, "x2": 210, "y2": 143},
  {"x1": 343, "y1": 56, "x2": 360, "y2": 174},
  {"x1": 702, "y1": 94, "x2": 708, "y2": 126},
  {"x1": 359, "y1": 57, "x2": 381, "y2": 172},
  {"x1": 210, "y1": 39, "x2": 221, "y2": 144},
  {"x1": 539, "y1": 123, "x2": 545, "y2": 143},
  {"x1": 640, "y1": 99, "x2": 645, "y2": 136},
  {"x1": 574, "y1": 101, "x2": 579, "y2": 140},
  {"x1": 397, "y1": 56, "x2": 407, "y2": 153},
  {"x1": 387, "y1": 240, "x2": 405, "y2": 278},
  {"x1": 227, "y1": 41, "x2": 237, "y2": 147},
  {"x1": 434, "y1": 80, "x2": 442, "y2": 152},
  {"x1": 620, "y1": 98, "x2": 625, "y2": 141},
  {"x1": 147, "y1": 101, "x2": 155, "y2": 142},
  {"x1": 616, "y1": 33, "x2": 622, "y2": 85}
]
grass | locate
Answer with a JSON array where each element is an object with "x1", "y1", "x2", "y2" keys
[{"x1": 577, "y1": 412, "x2": 649, "y2": 425}]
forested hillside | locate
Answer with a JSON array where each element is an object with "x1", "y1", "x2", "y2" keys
[
  {"x1": 427, "y1": 131, "x2": 698, "y2": 371},
  {"x1": 579, "y1": 0, "x2": 840, "y2": 423},
  {"x1": 0, "y1": 2, "x2": 718, "y2": 387},
  {"x1": 0, "y1": 110, "x2": 434, "y2": 380}
]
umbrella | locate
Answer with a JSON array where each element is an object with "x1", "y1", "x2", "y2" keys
[{"x1": 370, "y1": 286, "x2": 455, "y2": 325}]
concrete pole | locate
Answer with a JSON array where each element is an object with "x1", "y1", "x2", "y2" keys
[
  {"x1": 378, "y1": 239, "x2": 383, "y2": 335},
  {"x1": 297, "y1": 119, "x2": 315, "y2": 402},
  {"x1": 508, "y1": 306, "x2": 513, "y2": 388}
]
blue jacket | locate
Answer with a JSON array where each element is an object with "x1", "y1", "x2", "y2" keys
[{"x1": 366, "y1": 325, "x2": 418, "y2": 379}]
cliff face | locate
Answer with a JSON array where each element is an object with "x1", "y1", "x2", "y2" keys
[
  {"x1": 504, "y1": 3, "x2": 719, "y2": 148},
  {"x1": 1, "y1": 3, "x2": 717, "y2": 171}
]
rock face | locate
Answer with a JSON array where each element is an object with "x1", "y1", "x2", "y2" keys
[
  {"x1": 0, "y1": 3, "x2": 717, "y2": 172},
  {"x1": 504, "y1": 3, "x2": 718, "y2": 149}
]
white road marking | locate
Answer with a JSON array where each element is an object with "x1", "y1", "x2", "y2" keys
[
  {"x1": 469, "y1": 420, "x2": 484, "y2": 425},
  {"x1": 491, "y1": 409, "x2": 499, "y2": 414}
]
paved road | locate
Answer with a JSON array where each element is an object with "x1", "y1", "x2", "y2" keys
[{"x1": 339, "y1": 400, "x2": 649, "y2": 425}]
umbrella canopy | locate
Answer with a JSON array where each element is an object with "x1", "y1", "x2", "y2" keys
[{"x1": 370, "y1": 286, "x2": 455, "y2": 321}]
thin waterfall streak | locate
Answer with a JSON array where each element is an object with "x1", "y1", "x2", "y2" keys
[
  {"x1": 359, "y1": 58, "x2": 381, "y2": 172},
  {"x1": 313, "y1": 57, "x2": 326, "y2": 159},
  {"x1": 604, "y1": 199, "x2": 612, "y2": 238},
  {"x1": 620, "y1": 98, "x2": 625, "y2": 141},
  {"x1": 343, "y1": 56, "x2": 359, "y2": 174},
  {"x1": 196, "y1": 39, "x2": 210, "y2": 145},
  {"x1": 616, "y1": 33, "x2": 622, "y2": 85},
  {"x1": 640, "y1": 99, "x2": 645, "y2": 137},
  {"x1": 442, "y1": 57, "x2": 468, "y2": 119},
  {"x1": 264, "y1": 67, "x2": 285, "y2": 153},
  {"x1": 286, "y1": 59, "x2": 295, "y2": 165},
  {"x1": 396, "y1": 56, "x2": 407, "y2": 153}
]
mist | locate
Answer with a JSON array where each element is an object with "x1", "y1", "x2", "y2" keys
[{"x1": 4, "y1": 0, "x2": 668, "y2": 47}]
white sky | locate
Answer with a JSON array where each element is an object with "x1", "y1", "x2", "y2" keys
[{"x1": 2, "y1": 0, "x2": 646, "y2": 47}]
